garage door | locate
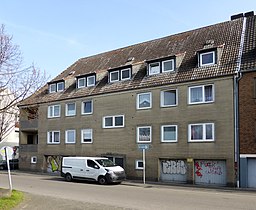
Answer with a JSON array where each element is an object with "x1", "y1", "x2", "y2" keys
[
  {"x1": 195, "y1": 160, "x2": 226, "y2": 185},
  {"x1": 248, "y1": 159, "x2": 256, "y2": 188},
  {"x1": 160, "y1": 159, "x2": 187, "y2": 183}
]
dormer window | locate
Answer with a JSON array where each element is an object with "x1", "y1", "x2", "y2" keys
[
  {"x1": 109, "y1": 67, "x2": 131, "y2": 83},
  {"x1": 148, "y1": 58, "x2": 175, "y2": 76},
  {"x1": 149, "y1": 62, "x2": 160, "y2": 75},
  {"x1": 199, "y1": 50, "x2": 216, "y2": 67},
  {"x1": 77, "y1": 74, "x2": 96, "y2": 88},
  {"x1": 49, "y1": 81, "x2": 64, "y2": 93},
  {"x1": 110, "y1": 71, "x2": 119, "y2": 82}
]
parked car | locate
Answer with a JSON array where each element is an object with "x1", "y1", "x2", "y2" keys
[
  {"x1": 0, "y1": 159, "x2": 19, "y2": 170},
  {"x1": 61, "y1": 157, "x2": 126, "y2": 184}
]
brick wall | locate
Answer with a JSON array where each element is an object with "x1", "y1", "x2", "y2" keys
[{"x1": 239, "y1": 71, "x2": 256, "y2": 154}]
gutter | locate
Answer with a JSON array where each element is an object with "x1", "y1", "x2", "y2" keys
[{"x1": 234, "y1": 15, "x2": 247, "y2": 188}]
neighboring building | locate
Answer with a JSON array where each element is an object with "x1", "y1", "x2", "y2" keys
[
  {"x1": 239, "y1": 13, "x2": 256, "y2": 188},
  {"x1": 18, "y1": 13, "x2": 255, "y2": 187},
  {"x1": 0, "y1": 88, "x2": 19, "y2": 164}
]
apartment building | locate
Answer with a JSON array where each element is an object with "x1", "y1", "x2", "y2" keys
[{"x1": 18, "y1": 13, "x2": 255, "y2": 187}]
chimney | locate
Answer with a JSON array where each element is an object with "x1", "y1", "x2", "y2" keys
[
  {"x1": 244, "y1": 11, "x2": 254, "y2": 17},
  {"x1": 231, "y1": 13, "x2": 244, "y2": 20}
]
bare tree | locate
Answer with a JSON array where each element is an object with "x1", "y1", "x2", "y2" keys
[{"x1": 0, "y1": 24, "x2": 48, "y2": 142}]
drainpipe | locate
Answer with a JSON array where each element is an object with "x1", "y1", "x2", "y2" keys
[{"x1": 234, "y1": 15, "x2": 247, "y2": 188}]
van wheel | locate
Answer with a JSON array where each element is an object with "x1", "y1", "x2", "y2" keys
[
  {"x1": 65, "y1": 173, "x2": 72, "y2": 182},
  {"x1": 98, "y1": 176, "x2": 107, "y2": 185}
]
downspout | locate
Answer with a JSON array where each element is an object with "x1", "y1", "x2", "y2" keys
[{"x1": 234, "y1": 15, "x2": 247, "y2": 188}]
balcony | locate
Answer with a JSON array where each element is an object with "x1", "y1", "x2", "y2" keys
[
  {"x1": 20, "y1": 119, "x2": 38, "y2": 131},
  {"x1": 20, "y1": 144, "x2": 38, "y2": 153}
]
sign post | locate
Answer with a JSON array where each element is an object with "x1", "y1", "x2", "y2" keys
[
  {"x1": 1, "y1": 146, "x2": 13, "y2": 191},
  {"x1": 138, "y1": 144, "x2": 150, "y2": 185}
]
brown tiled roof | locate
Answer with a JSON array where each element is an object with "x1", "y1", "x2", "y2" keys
[
  {"x1": 241, "y1": 15, "x2": 256, "y2": 71},
  {"x1": 20, "y1": 17, "x2": 247, "y2": 106}
]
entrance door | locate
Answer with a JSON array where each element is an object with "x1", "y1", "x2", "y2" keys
[{"x1": 248, "y1": 158, "x2": 256, "y2": 188}]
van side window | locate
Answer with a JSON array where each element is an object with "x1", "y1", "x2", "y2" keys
[{"x1": 87, "y1": 160, "x2": 99, "y2": 169}]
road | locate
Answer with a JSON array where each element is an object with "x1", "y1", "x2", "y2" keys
[{"x1": 0, "y1": 171, "x2": 256, "y2": 210}]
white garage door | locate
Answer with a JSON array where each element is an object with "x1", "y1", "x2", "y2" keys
[
  {"x1": 248, "y1": 159, "x2": 256, "y2": 188},
  {"x1": 194, "y1": 160, "x2": 226, "y2": 185},
  {"x1": 160, "y1": 159, "x2": 187, "y2": 183}
]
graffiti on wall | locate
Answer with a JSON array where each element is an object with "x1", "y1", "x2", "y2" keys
[
  {"x1": 162, "y1": 160, "x2": 187, "y2": 175},
  {"x1": 46, "y1": 155, "x2": 62, "y2": 172},
  {"x1": 195, "y1": 160, "x2": 223, "y2": 178}
]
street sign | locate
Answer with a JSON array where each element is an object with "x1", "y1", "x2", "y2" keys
[
  {"x1": 0, "y1": 146, "x2": 13, "y2": 159},
  {"x1": 138, "y1": 144, "x2": 150, "y2": 150}
]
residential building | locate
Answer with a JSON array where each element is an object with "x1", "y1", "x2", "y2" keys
[
  {"x1": 239, "y1": 12, "x2": 256, "y2": 188},
  {"x1": 18, "y1": 13, "x2": 255, "y2": 186}
]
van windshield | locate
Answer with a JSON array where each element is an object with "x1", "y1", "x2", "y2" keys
[{"x1": 96, "y1": 159, "x2": 116, "y2": 167}]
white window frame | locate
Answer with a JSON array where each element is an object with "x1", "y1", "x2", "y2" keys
[
  {"x1": 103, "y1": 115, "x2": 125, "y2": 128},
  {"x1": 189, "y1": 84, "x2": 214, "y2": 104},
  {"x1": 31, "y1": 156, "x2": 37, "y2": 164},
  {"x1": 200, "y1": 51, "x2": 215, "y2": 66},
  {"x1": 161, "y1": 125, "x2": 178, "y2": 142},
  {"x1": 65, "y1": 102, "x2": 76, "y2": 116},
  {"x1": 160, "y1": 89, "x2": 177, "y2": 107},
  {"x1": 49, "y1": 83, "x2": 56, "y2": 93},
  {"x1": 110, "y1": 70, "x2": 119, "y2": 83},
  {"x1": 47, "y1": 131, "x2": 60, "y2": 144},
  {"x1": 162, "y1": 59, "x2": 175, "y2": 72},
  {"x1": 81, "y1": 129, "x2": 93, "y2": 143},
  {"x1": 121, "y1": 68, "x2": 131, "y2": 81},
  {"x1": 137, "y1": 92, "x2": 152, "y2": 110},
  {"x1": 57, "y1": 82, "x2": 64, "y2": 92},
  {"x1": 81, "y1": 100, "x2": 93, "y2": 115},
  {"x1": 48, "y1": 105, "x2": 61, "y2": 118},
  {"x1": 148, "y1": 62, "x2": 160, "y2": 75},
  {"x1": 135, "y1": 160, "x2": 144, "y2": 170},
  {"x1": 65, "y1": 130, "x2": 76, "y2": 144},
  {"x1": 137, "y1": 126, "x2": 152, "y2": 143},
  {"x1": 188, "y1": 123, "x2": 215, "y2": 142},
  {"x1": 87, "y1": 75, "x2": 95, "y2": 87},
  {"x1": 77, "y1": 77, "x2": 86, "y2": 88}
]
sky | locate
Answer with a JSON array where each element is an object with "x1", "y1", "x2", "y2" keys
[{"x1": 0, "y1": 0, "x2": 255, "y2": 80}]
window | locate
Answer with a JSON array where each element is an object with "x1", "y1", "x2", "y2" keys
[
  {"x1": 31, "y1": 156, "x2": 37, "y2": 164},
  {"x1": 65, "y1": 130, "x2": 76, "y2": 144},
  {"x1": 81, "y1": 100, "x2": 93, "y2": 115},
  {"x1": 81, "y1": 129, "x2": 93, "y2": 143},
  {"x1": 199, "y1": 51, "x2": 215, "y2": 66},
  {"x1": 47, "y1": 131, "x2": 60, "y2": 144},
  {"x1": 48, "y1": 105, "x2": 61, "y2": 118},
  {"x1": 87, "y1": 75, "x2": 95, "y2": 87},
  {"x1": 149, "y1": 62, "x2": 160, "y2": 75},
  {"x1": 103, "y1": 115, "x2": 124, "y2": 128},
  {"x1": 78, "y1": 78, "x2": 86, "y2": 88},
  {"x1": 110, "y1": 71, "x2": 119, "y2": 82},
  {"x1": 137, "y1": 126, "x2": 152, "y2": 143},
  {"x1": 121, "y1": 68, "x2": 131, "y2": 80},
  {"x1": 161, "y1": 90, "x2": 177, "y2": 107},
  {"x1": 57, "y1": 82, "x2": 64, "y2": 92},
  {"x1": 66, "y1": 103, "x2": 76, "y2": 116},
  {"x1": 109, "y1": 68, "x2": 131, "y2": 83},
  {"x1": 162, "y1": 59, "x2": 174, "y2": 72},
  {"x1": 189, "y1": 85, "x2": 214, "y2": 104},
  {"x1": 148, "y1": 58, "x2": 175, "y2": 75},
  {"x1": 135, "y1": 160, "x2": 144, "y2": 170},
  {"x1": 77, "y1": 75, "x2": 96, "y2": 88},
  {"x1": 49, "y1": 84, "x2": 56, "y2": 93},
  {"x1": 137, "y1": 92, "x2": 152, "y2": 109},
  {"x1": 189, "y1": 123, "x2": 214, "y2": 142},
  {"x1": 49, "y1": 81, "x2": 64, "y2": 93},
  {"x1": 161, "y1": 125, "x2": 178, "y2": 142}
]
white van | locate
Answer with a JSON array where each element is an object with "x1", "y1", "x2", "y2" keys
[{"x1": 61, "y1": 157, "x2": 126, "y2": 184}]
